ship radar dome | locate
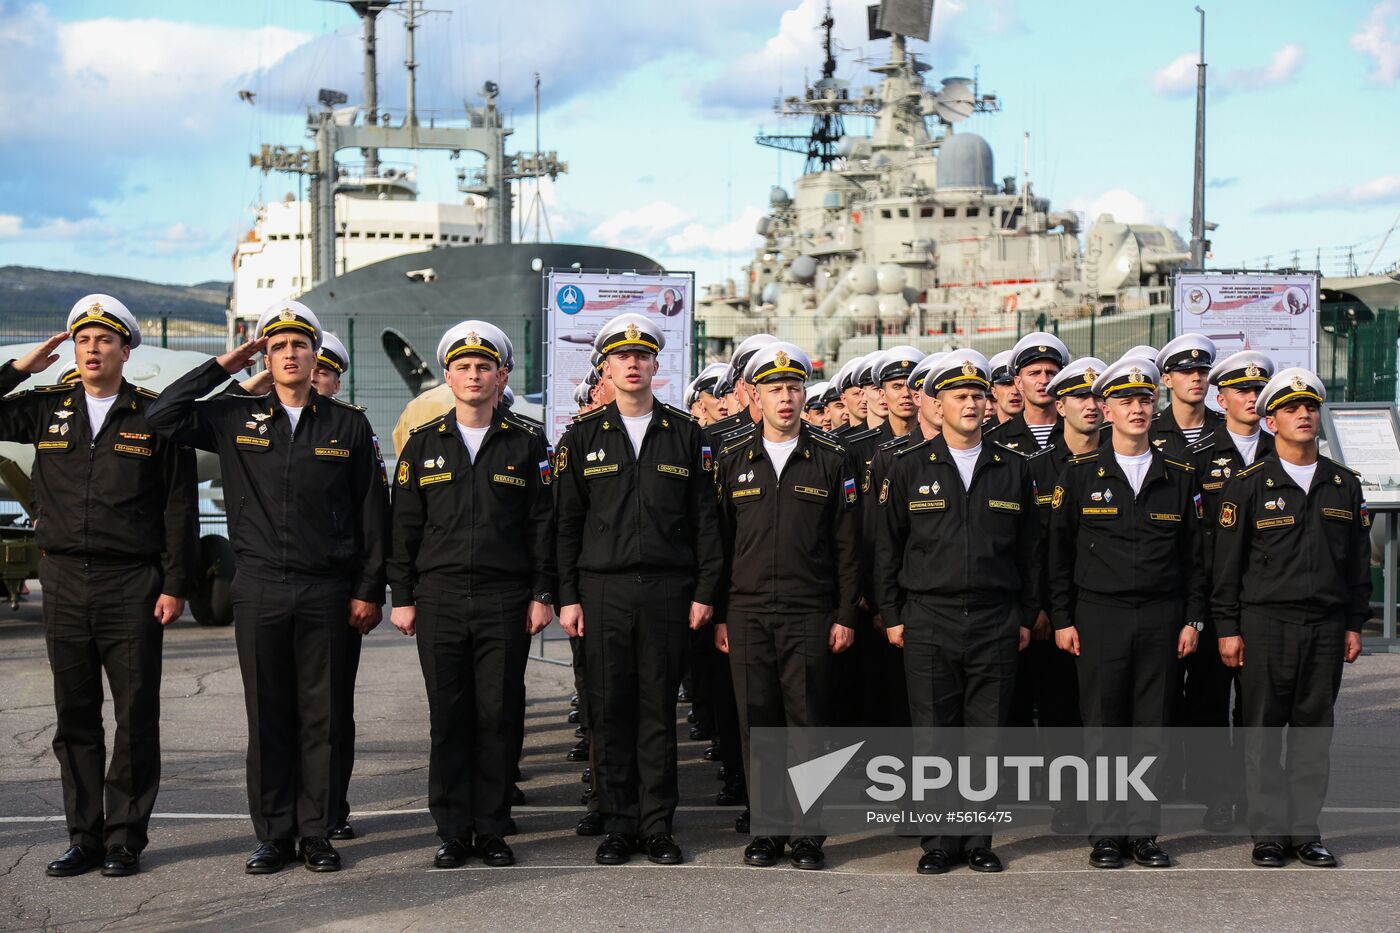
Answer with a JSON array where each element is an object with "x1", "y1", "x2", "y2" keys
[{"x1": 935, "y1": 133, "x2": 996, "y2": 192}]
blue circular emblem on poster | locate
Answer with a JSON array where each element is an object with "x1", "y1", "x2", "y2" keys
[{"x1": 556, "y1": 285, "x2": 585, "y2": 315}]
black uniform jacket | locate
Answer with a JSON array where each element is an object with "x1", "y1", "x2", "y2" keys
[
  {"x1": 1149, "y1": 405, "x2": 1225, "y2": 459},
  {"x1": 860, "y1": 424, "x2": 928, "y2": 609},
  {"x1": 1210, "y1": 453, "x2": 1371, "y2": 636},
  {"x1": 1047, "y1": 447, "x2": 1206, "y2": 630},
  {"x1": 984, "y1": 410, "x2": 1063, "y2": 454},
  {"x1": 0, "y1": 362, "x2": 197, "y2": 594},
  {"x1": 715, "y1": 422, "x2": 862, "y2": 626},
  {"x1": 146, "y1": 358, "x2": 388, "y2": 602},
  {"x1": 874, "y1": 434, "x2": 1042, "y2": 631},
  {"x1": 553, "y1": 398, "x2": 724, "y2": 607},
  {"x1": 388, "y1": 408, "x2": 556, "y2": 607}
]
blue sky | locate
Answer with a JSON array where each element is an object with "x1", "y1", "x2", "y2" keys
[{"x1": 1, "y1": 0, "x2": 1398, "y2": 290}]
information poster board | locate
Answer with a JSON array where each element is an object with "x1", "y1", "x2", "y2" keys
[
  {"x1": 544, "y1": 271, "x2": 693, "y2": 441},
  {"x1": 1175, "y1": 273, "x2": 1318, "y2": 410},
  {"x1": 1321, "y1": 403, "x2": 1400, "y2": 504}
]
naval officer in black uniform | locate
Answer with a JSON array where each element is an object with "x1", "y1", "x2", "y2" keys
[
  {"x1": 876, "y1": 349, "x2": 1041, "y2": 875},
  {"x1": 387, "y1": 320, "x2": 555, "y2": 870},
  {"x1": 712, "y1": 342, "x2": 860, "y2": 870},
  {"x1": 1150, "y1": 334, "x2": 1224, "y2": 457},
  {"x1": 147, "y1": 301, "x2": 389, "y2": 875},
  {"x1": 554, "y1": 313, "x2": 724, "y2": 866},
  {"x1": 0, "y1": 297, "x2": 197, "y2": 878},
  {"x1": 1211, "y1": 367, "x2": 1370, "y2": 869},
  {"x1": 1049, "y1": 357, "x2": 1206, "y2": 870}
]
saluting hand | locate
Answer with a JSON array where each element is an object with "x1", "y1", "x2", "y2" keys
[
  {"x1": 239, "y1": 369, "x2": 274, "y2": 394},
  {"x1": 1218, "y1": 635, "x2": 1244, "y2": 668},
  {"x1": 13, "y1": 332, "x2": 68, "y2": 374},
  {"x1": 217, "y1": 336, "x2": 268, "y2": 374},
  {"x1": 1055, "y1": 626, "x2": 1081, "y2": 657},
  {"x1": 526, "y1": 600, "x2": 553, "y2": 636},
  {"x1": 154, "y1": 595, "x2": 184, "y2": 626},
  {"x1": 560, "y1": 603, "x2": 584, "y2": 638}
]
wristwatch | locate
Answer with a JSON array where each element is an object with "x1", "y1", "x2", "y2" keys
[
  {"x1": 533, "y1": 592, "x2": 553, "y2": 605},
  {"x1": 1188, "y1": 620, "x2": 1204, "y2": 633}
]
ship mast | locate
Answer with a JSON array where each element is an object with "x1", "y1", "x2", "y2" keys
[
  {"x1": 1189, "y1": 6, "x2": 1208, "y2": 269},
  {"x1": 755, "y1": 2, "x2": 849, "y2": 173},
  {"x1": 348, "y1": 1, "x2": 391, "y2": 177}
]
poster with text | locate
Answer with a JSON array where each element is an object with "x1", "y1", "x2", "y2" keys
[
  {"x1": 1174, "y1": 272, "x2": 1318, "y2": 410},
  {"x1": 545, "y1": 271, "x2": 693, "y2": 441}
]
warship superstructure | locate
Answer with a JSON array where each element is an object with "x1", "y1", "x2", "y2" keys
[{"x1": 698, "y1": 3, "x2": 1190, "y2": 369}]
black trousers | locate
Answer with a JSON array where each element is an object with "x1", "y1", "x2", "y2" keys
[
  {"x1": 1075, "y1": 596, "x2": 1178, "y2": 843},
  {"x1": 709, "y1": 639, "x2": 745, "y2": 794},
  {"x1": 231, "y1": 573, "x2": 352, "y2": 841},
  {"x1": 686, "y1": 625, "x2": 715, "y2": 733},
  {"x1": 331, "y1": 627, "x2": 363, "y2": 826},
  {"x1": 41, "y1": 555, "x2": 164, "y2": 853},
  {"x1": 728, "y1": 609, "x2": 833, "y2": 843},
  {"x1": 1010, "y1": 638, "x2": 1081, "y2": 728},
  {"x1": 1172, "y1": 621, "x2": 1241, "y2": 807},
  {"x1": 1238, "y1": 611, "x2": 1344, "y2": 846},
  {"x1": 570, "y1": 634, "x2": 599, "y2": 813},
  {"x1": 415, "y1": 583, "x2": 531, "y2": 840},
  {"x1": 579, "y1": 571, "x2": 692, "y2": 838},
  {"x1": 902, "y1": 595, "x2": 1018, "y2": 855}
]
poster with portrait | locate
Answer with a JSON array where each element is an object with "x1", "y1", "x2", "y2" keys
[
  {"x1": 1173, "y1": 272, "x2": 1318, "y2": 412},
  {"x1": 544, "y1": 270, "x2": 693, "y2": 441}
]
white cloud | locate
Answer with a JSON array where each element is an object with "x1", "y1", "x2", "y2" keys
[
  {"x1": 1260, "y1": 175, "x2": 1400, "y2": 212},
  {"x1": 1150, "y1": 43, "x2": 1304, "y2": 98},
  {"x1": 1351, "y1": 1, "x2": 1400, "y2": 85},
  {"x1": 0, "y1": 214, "x2": 120, "y2": 242},
  {"x1": 697, "y1": 0, "x2": 972, "y2": 119},
  {"x1": 584, "y1": 202, "x2": 764, "y2": 262},
  {"x1": 1063, "y1": 188, "x2": 1186, "y2": 235}
]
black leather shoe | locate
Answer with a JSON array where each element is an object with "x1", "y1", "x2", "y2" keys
[
  {"x1": 966, "y1": 847, "x2": 1004, "y2": 873},
  {"x1": 567, "y1": 740, "x2": 590, "y2": 762},
  {"x1": 1201, "y1": 802, "x2": 1234, "y2": 833},
  {"x1": 510, "y1": 785, "x2": 526, "y2": 805},
  {"x1": 1251, "y1": 842, "x2": 1287, "y2": 868},
  {"x1": 576, "y1": 811, "x2": 604, "y2": 836},
  {"x1": 574, "y1": 725, "x2": 587, "y2": 738},
  {"x1": 689, "y1": 725, "x2": 712, "y2": 742},
  {"x1": 100, "y1": 845, "x2": 139, "y2": 877},
  {"x1": 702, "y1": 743, "x2": 720, "y2": 761},
  {"x1": 735, "y1": 809, "x2": 750, "y2": 835},
  {"x1": 567, "y1": 708, "x2": 580, "y2": 724},
  {"x1": 789, "y1": 837, "x2": 825, "y2": 870},
  {"x1": 580, "y1": 790, "x2": 592, "y2": 806},
  {"x1": 643, "y1": 832, "x2": 683, "y2": 865},
  {"x1": 434, "y1": 838, "x2": 471, "y2": 868},
  {"x1": 46, "y1": 845, "x2": 102, "y2": 878},
  {"x1": 1131, "y1": 837, "x2": 1170, "y2": 867},
  {"x1": 595, "y1": 833, "x2": 633, "y2": 865},
  {"x1": 299, "y1": 836, "x2": 341, "y2": 872},
  {"x1": 570, "y1": 693, "x2": 579, "y2": 708},
  {"x1": 1089, "y1": 838, "x2": 1123, "y2": 869},
  {"x1": 581, "y1": 768, "x2": 591, "y2": 784},
  {"x1": 245, "y1": 839, "x2": 295, "y2": 875},
  {"x1": 1295, "y1": 841, "x2": 1338, "y2": 867},
  {"x1": 328, "y1": 820, "x2": 356, "y2": 841},
  {"x1": 715, "y1": 783, "x2": 746, "y2": 806},
  {"x1": 476, "y1": 834, "x2": 515, "y2": 867},
  {"x1": 916, "y1": 849, "x2": 952, "y2": 875},
  {"x1": 685, "y1": 707, "x2": 697, "y2": 722},
  {"x1": 743, "y1": 836, "x2": 781, "y2": 867}
]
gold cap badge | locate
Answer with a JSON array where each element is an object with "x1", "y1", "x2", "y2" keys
[
  {"x1": 625, "y1": 322, "x2": 641, "y2": 340},
  {"x1": 961, "y1": 359, "x2": 976, "y2": 377},
  {"x1": 1083, "y1": 366, "x2": 1098, "y2": 383},
  {"x1": 1245, "y1": 364, "x2": 1261, "y2": 378},
  {"x1": 279, "y1": 308, "x2": 296, "y2": 321},
  {"x1": 1291, "y1": 375, "x2": 1307, "y2": 391},
  {"x1": 775, "y1": 349, "x2": 789, "y2": 368}
]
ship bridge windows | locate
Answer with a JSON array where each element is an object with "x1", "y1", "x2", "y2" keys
[
  {"x1": 920, "y1": 207, "x2": 934, "y2": 218},
  {"x1": 943, "y1": 207, "x2": 957, "y2": 218},
  {"x1": 966, "y1": 207, "x2": 981, "y2": 218},
  {"x1": 898, "y1": 208, "x2": 910, "y2": 218},
  {"x1": 880, "y1": 209, "x2": 892, "y2": 219}
]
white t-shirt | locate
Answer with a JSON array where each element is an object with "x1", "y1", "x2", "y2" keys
[
  {"x1": 1280, "y1": 459, "x2": 1318, "y2": 491},
  {"x1": 282, "y1": 404, "x2": 304, "y2": 435},
  {"x1": 1228, "y1": 429, "x2": 1262, "y2": 466},
  {"x1": 948, "y1": 442, "x2": 982, "y2": 490},
  {"x1": 1116, "y1": 449, "x2": 1154, "y2": 495},
  {"x1": 764, "y1": 436, "x2": 800, "y2": 477},
  {"x1": 85, "y1": 392, "x2": 118, "y2": 436},
  {"x1": 621, "y1": 412, "x2": 653, "y2": 456},
  {"x1": 457, "y1": 423, "x2": 490, "y2": 462}
]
